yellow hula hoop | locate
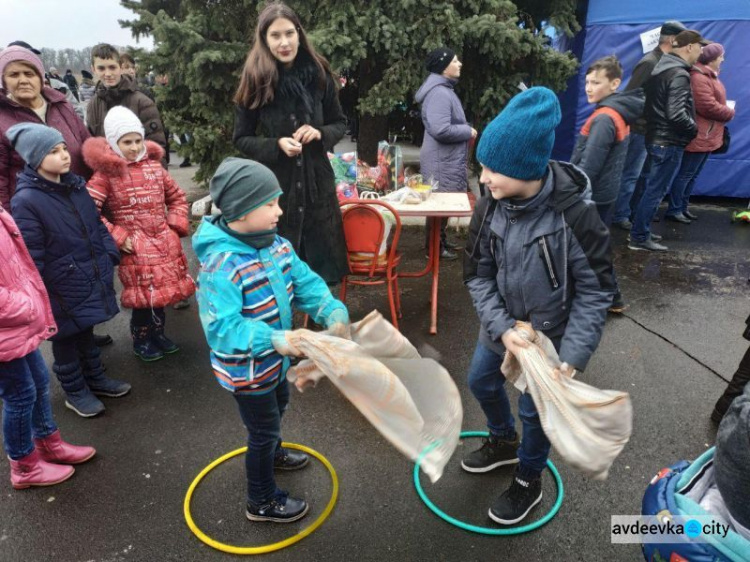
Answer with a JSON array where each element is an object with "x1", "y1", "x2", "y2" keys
[{"x1": 183, "y1": 442, "x2": 339, "y2": 555}]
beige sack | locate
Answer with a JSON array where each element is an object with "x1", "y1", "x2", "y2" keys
[
  {"x1": 501, "y1": 322, "x2": 632, "y2": 480},
  {"x1": 286, "y1": 311, "x2": 462, "y2": 482}
]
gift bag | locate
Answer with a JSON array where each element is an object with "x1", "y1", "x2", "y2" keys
[
  {"x1": 286, "y1": 311, "x2": 462, "y2": 482},
  {"x1": 328, "y1": 151, "x2": 359, "y2": 202},
  {"x1": 501, "y1": 322, "x2": 633, "y2": 480}
]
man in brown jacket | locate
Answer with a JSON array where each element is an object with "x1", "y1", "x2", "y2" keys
[{"x1": 86, "y1": 44, "x2": 167, "y2": 158}]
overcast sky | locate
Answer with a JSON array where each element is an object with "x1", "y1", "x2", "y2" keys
[{"x1": 2, "y1": 0, "x2": 154, "y2": 51}]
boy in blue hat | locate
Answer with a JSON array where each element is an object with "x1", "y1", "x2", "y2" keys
[
  {"x1": 192, "y1": 157, "x2": 349, "y2": 523},
  {"x1": 463, "y1": 87, "x2": 615, "y2": 525}
]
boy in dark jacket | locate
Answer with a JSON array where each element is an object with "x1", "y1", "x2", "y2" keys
[
  {"x1": 7, "y1": 122, "x2": 129, "y2": 418},
  {"x1": 86, "y1": 44, "x2": 167, "y2": 157},
  {"x1": 463, "y1": 87, "x2": 615, "y2": 525},
  {"x1": 571, "y1": 55, "x2": 644, "y2": 312}
]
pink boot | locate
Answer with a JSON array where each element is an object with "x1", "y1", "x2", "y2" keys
[
  {"x1": 34, "y1": 430, "x2": 96, "y2": 465},
  {"x1": 9, "y1": 449, "x2": 75, "y2": 490}
]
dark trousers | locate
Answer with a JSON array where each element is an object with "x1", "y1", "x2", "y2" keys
[
  {"x1": 51, "y1": 327, "x2": 96, "y2": 366},
  {"x1": 424, "y1": 217, "x2": 448, "y2": 250},
  {"x1": 467, "y1": 335, "x2": 563, "y2": 479},
  {"x1": 131, "y1": 307, "x2": 165, "y2": 329},
  {"x1": 596, "y1": 202, "x2": 621, "y2": 299},
  {"x1": 234, "y1": 380, "x2": 289, "y2": 505},
  {"x1": 714, "y1": 345, "x2": 750, "y2": 419}
]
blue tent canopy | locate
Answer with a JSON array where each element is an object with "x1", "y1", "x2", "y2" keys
[{"x1": 553, "y1": 0, "x2": 750, "y2": 197}]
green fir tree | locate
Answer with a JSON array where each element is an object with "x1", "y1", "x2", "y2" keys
[{"x1": 120, "y1": 0, "x2": 580, "y2": 184}]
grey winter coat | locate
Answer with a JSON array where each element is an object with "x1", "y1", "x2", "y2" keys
[
  {"x1": 415, "y1": 74, "x2": 472, "y2": 192},
  {"x1": 464, "y1": 161, "x2": 615, "y2": 370},
  {"x1": 571, "y1": 90, "x2": 644, "y2": 205}
]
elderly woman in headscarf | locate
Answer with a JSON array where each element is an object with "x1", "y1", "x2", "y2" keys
[{"x1": 0, "y1": 46, "x2": 90, "y2": 211}]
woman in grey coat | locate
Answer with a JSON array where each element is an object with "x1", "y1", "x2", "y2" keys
[{"x1": 416, "y1": 47, "x2": 476, "y2": 259}]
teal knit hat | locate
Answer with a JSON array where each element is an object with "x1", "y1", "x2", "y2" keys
[
  {"x1": 209, "y1": 157, "x2": 282, "y2": 221},
  {"x1": 6, "y1": 122, "x2": 65, "y2": 170},
  {"x1": 476, "y1": 87, "x2": 561, "y2": 180}
]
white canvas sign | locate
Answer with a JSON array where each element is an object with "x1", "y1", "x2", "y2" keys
[{"x1": 640, "y1": 27, "x2": 661, "y2": 53}]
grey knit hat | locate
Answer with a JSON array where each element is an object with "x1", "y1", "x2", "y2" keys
[
  {"x1": 6, "y1": 122, "x2": 65, "y2": 170},
  {"x1": 209, "y1": 158, "x2": 282, "y2": 221}
]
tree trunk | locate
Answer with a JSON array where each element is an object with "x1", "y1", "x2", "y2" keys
[{"x1": 356, "y1": 57, "x2": 389, "y2": 165}]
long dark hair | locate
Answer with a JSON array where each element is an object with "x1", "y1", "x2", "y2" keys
[{"x1": 234, "y1": 2, "x2": 334, "y2": 109}]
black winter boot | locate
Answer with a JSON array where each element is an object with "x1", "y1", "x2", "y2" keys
[
  {"x1": 80, "y1": 345, "x2": 131, "y2": 397},
  {"x1": 131, "y1": 325, "x2": 164, "y2": 362},
  {"x1": 53, "y1": 361, "x2": 104, "y2": 418},
  {"x1": 151, "y1": 309, "x2": 179, "y2": 354}
]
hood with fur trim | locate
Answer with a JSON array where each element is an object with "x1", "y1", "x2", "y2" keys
[{"x1": 82, "y1": 136, "x2": 165, "y2": 176}]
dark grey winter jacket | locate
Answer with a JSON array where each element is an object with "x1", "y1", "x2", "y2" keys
[
  {"x1": 463, "y1": 161, "x2": 615, "y2": 370},
  {"x1": 415, "y1": 74, "x2": 472, "y2": 192},
  {"x1": 571, "y1": 90, "x2": 644, "y2": 205}
]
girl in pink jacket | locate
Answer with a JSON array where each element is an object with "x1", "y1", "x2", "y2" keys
[{"x1": 0, "y1": 204, "x2": 95, "y2": 489}]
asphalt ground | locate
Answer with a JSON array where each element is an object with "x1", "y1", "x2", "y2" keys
[{"x1": 1, "y1": 200, "x2": 749, "y2": 562}]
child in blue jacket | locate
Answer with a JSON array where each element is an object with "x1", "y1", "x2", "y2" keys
[
  {"x1": 463, "y1": 88, "x2": 615, "y2": 526},
  {"x1": 193, "y1": 157, "x2": 349, "y2": 524},
  {"x1": 7, "y1": 123, "x2": 130, "y2": 419}
]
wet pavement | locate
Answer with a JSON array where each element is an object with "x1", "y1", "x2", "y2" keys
[{"x1": 1, "y1": 201, "x2": 748, "y2": 562}]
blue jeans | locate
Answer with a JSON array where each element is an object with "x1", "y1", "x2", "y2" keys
[
  {"x1": 234, "y1": 380, "x2": 289, "y2": 505},
  {"x1": 0, "y1": 349, "x2": 58, "y2": 460},
  {"x1": 666, "y1": 151, "x2": 709, "y2": 217},
  {"x1": 631, "y1": 144, "x2": 684, "y2": 243},
  {"x1": 613, "y1": 133, "x2": 648, "y2": 223},
  {"x1": 467, "y1": 338, "x2": 561, "y2": 478}
]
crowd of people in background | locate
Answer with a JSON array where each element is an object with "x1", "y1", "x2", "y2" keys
[{"x1": 0, "y1": 3, "x2": 747, "y2": 540}]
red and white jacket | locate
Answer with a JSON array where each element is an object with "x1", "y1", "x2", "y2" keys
[{"x1": 83, "y1": 138, "x2": 195, "y2": 309}]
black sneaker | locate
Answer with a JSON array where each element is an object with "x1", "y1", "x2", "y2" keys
[
  {"x1": 274, "y1": 448, "x2": 310, "y2": 471},
  {"x1": 461, "y1": 434, "x2": 520, "y2": 473},
  {"x1": 444, "y1": 240, "x2": 461, "y2": 250},
  {"x1": 626, "y1": 233, "x2": 662, "y2": 243},
  {"x1": 684, "y1": 210, "x2": 698, "y2": 221},
  {"x1": 489, "y1": 472, "x2": 543, "y2": 525},
  {"x1": 246, "y1": 492, "x2": 309, "y2": 523}
]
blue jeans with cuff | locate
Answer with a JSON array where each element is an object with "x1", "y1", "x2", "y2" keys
[
  {"x1": 467, "y1": 335, "x2": 562, "y2": 479},
  {"x1": 234, "y1": 379, "x2": 290, "y2": 505},
  {"x1": 0, "y1": 349, "x2": 58, "y2": 460}
]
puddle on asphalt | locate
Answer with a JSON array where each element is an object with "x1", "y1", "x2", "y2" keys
[{"x1": 614, "y1": 248, "x2": 748, "y2": 295}]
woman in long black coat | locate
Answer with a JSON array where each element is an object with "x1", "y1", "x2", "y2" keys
[{"x1": 233, "y1": 1, "x2": 348, "y2": 283}]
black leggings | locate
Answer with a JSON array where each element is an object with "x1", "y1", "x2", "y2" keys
[{"x1": 131, "y1": 307, "x2": 165, "y2": 328}]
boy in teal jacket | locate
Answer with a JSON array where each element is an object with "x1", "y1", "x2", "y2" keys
[{"x1": 193, "y1": 157, "x2": 349, "y2": 524}]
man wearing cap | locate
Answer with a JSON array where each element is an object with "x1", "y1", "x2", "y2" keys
[
  {"x1": 612, "y1": 20, "x2": 686, "y2": 230},
  {"x1": 628, "y1": 30, "x2": 706, "y2": 251},
  {"x1": 415, "y1": 47, "x2": 477, "y2": 260}
]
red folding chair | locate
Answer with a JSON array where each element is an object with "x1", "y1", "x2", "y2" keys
[{"x1": 339, "y1": 200, "x2": 403, "y2": 329}]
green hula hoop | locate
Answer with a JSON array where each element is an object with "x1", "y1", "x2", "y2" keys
[{"x1": 413, "y1": 431, "x2": 564, "y2": 535}]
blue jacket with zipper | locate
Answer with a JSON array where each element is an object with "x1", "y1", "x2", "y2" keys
[
  {"x1": 463, "y1": 161, "x2": 615, "y2": 370},
  {"x1": 11, "y1": 166, "x2": 119, "y2": 340},
  {"x1": 192, "y1": 216, "x2": 348, "y2": 395}
]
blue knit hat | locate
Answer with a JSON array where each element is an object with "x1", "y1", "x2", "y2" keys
[
  {"x1": 6, "y1": 122, "x2": 65, "y2": 170},
  {"x1": 476, "y1": 87, "x2": 561, "y2": 180}
]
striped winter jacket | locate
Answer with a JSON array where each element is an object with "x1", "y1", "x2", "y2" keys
[{"x1": 192, "y1": 216, "x2": 348, "y2": 395}]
